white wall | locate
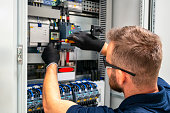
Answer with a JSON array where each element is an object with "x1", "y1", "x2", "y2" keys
[
  {"x1": 0, "y1": 0, "x2": 18, "y2": 113},
  {"x1": 155, "y1": 0, "x2": 170, "y2": 83}
]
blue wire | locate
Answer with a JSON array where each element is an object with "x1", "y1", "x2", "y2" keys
[
  {"x1": 81, "y1": 79, "x2": 87, "y2": 81},
  {"x1": 77, "y1": 82, "x2": 87, "y2": 90},
  {"x1": 70, "y1": 82, "x2": 81, "y2": 90},
  {"x1": 81, "y1": 80, "x2": 97, "y2": 88},
  {"x1": 90, "y1": 82, "x2": 98, "y2": 87},
  {"x1": 80, "y1": 80, "x2": 92, "y2": 89},
  {"x1": 34, "y1": 88, "x2": 42, "y2": 95},
  {"x1": 86, "y1": 82, "x2": 93, "y2": 89},
  {"x1": 54, "y1": 20, "x2": 57, "y2": 27},
  {"x1": 36, "y1": 83, "x2": 43, "y2": 86},
  {"x1": 27, "y1": 84, "x2": 34, "y2": 87},
  {"x1": 81, "y1": 83, "x2": 87, "y2": 90},
  {"x1": 28, "y1": 89, "x2": 34, "y2": 98},
  {"x1": 59, "y1": 86, "x2": 65, "y2": 93},
  {"x1": 79, "y1": 80, "x2": 92, "y2": 90},
  {"x1": 61, "y1": 84, "x2": 72, "y2": 91}
]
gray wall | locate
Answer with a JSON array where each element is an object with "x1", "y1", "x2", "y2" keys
[
  {"x1": 110, "y1": 0, "x2": 141, "y2": 109},
  {"x1": 112, "y1": 0, "x2": 140, "y2": 28},
  {"x1": 155, "y1": 0, "x2": 170, "y2": 83}
]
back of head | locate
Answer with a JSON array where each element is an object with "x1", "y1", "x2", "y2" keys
[{"x1": 107, "y1": 26, "x2": 162, "y2": 88}]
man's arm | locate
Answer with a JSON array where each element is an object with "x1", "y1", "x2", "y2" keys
[
  {"x1": 43, "y1": 64, "x2": 76, "y2": 113},
  {"x1": 41, "y1": 43, "x2": 77, "y2": 113}
]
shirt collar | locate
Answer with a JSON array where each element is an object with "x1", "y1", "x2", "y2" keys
[{"x1": 119, "y1": 85, "x2": 166, "y2": 110}]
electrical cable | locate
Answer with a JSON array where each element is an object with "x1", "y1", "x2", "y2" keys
[
  {"x1": 69, "y1": 82, "x2": 81, "y2": 92},
  {"x1": 61, "y1": 84, "x2": 72, "y2": 94},
  {"x1": 66, "y1": 52, "x2": 69, "y2": 63},
  {"x1": 54, "y1": 20, "x2": 57, "y2": 27},
  {"x1": 75, "y1": 81, "x2": 87, "y2": 91},
  {"x1": 81, "y1": 80, "x2": 93, "y2": 90},
  {"x1": 34, "y1": 88, "x2": 42, "y2": 95},
  {"x1": 59, "y1": 86, "x2": 65, "y2": 95},
  {"x1": 90, "y1": 82, "x2": 98, "y2": 87},
  {"x1": 86, "y1": 82, "x2": 93, "y2": 90},
  {"x1": 28, "y1": 89, "x2": 34, "y2": 100},
  {"x1": 61, "y1": 84, "x2": 72, "y2": 91}
]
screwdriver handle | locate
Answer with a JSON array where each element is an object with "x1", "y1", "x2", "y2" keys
[{"x1": 65, "y1": 39, "x2": 75, "y2": 43}]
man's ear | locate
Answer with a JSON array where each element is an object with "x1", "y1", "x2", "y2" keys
[{"x1": 116, "y1": 70, "x2": 126, "y2": 87}]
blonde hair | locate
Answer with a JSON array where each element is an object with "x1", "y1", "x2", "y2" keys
[{"x1": 107, "y1": 26, "x2": 162, "y2": 87}]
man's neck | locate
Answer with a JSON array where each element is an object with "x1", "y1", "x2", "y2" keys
[{"x1": 123, "y1": 84, "x2": 159, "y2": 98}]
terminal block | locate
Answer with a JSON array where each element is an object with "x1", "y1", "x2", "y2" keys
[
  {"x1": 27, "y1": 84, "x2": 43, "y2": 113},
  {"x1": 27, "y1": 80, "x2": 100, "y2": 112}
]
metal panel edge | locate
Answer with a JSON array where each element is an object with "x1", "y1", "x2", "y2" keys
[
  {"x1": 140, "y1": 0, "x2": 149, "y2": 29},
  {"x1": 140, "y1": 0, "x2": 156, "y2": 32},
  {"x1": 104, "y1": 0, "x2": 112, "y2": 107},
  {"x1": 17, "y1": 0, "x2": 28, "y2": 113}
]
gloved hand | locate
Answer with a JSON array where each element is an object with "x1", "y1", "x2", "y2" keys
[
  {"x1": 41, "y1": 43, "x2": 60, "y2": 66},
  {"x1": 67, "y1": 31, "x2": 105, "y2": 52}
]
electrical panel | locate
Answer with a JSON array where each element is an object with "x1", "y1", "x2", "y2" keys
[{"x1": 27, "y1": 0, "x2": 103, "y2": 112}]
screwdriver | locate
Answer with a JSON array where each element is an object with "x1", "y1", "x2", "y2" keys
[{"x1": 57, "y1": 39, "x2": 75, "y2": 43}]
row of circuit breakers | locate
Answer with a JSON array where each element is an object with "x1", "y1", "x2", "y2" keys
[{"x1": 27, "y1": 80, "x2": 100, "y2": 113}]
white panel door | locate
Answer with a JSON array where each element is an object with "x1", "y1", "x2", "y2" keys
[
  {"x1": 0, "y1": 0, "x2": 18, "y2": 113},
  {"x1": 155, "y1": 0, "x2": 170, "y2": 83}
]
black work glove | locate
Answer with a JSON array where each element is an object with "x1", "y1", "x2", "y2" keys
[
  {"x1": 67, "y1": 31, "x2": 105, "y2": 52},
  {"x1": 41, "y1": 43, "x2": 60, "y2": 65}
]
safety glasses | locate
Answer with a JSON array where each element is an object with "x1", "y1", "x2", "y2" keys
[{"x1": 103, "y1": 57, "x2": 136, "y2": 76}]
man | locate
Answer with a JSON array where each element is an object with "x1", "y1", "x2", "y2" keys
[{"x1": 41, "y1": 26, "x2": 170, "y2": 113}]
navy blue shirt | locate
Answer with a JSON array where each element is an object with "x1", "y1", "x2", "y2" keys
[{"x1": 67, "y1": 77, "x2": 170, "y2": 113}]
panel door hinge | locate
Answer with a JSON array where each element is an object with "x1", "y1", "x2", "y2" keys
[{"x1": 17, "y1": 45, "x2": 23, "y2": 64}]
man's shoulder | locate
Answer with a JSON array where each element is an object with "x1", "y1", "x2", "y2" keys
[
  {"x1": 158, "y1": 77, "x2": 170, "y2": 87},
  {"x1": 158, "y1": 77, "x2": 170, "y2": 94},
  {"x1": 118, "y1": 106, "x2": 156, "y2": 113},
  {"x1": 67, "y1": 105, "x2": 156, "y2": 113},
  {"x1": 67, "y1": 105, "x2": 116, "y2": 113}
]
